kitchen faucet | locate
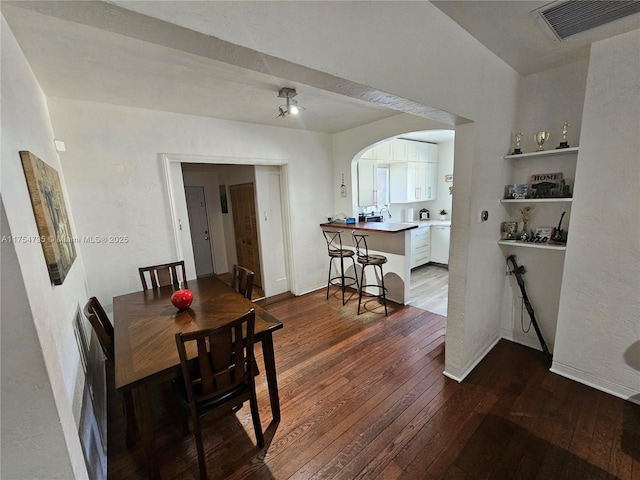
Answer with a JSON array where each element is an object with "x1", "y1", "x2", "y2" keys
[{"x1": 379, "y1": 206, "x2": 392, "y2": 220}]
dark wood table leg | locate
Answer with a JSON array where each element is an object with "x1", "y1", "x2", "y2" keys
[
  {"x1": 123, "y1": 389, "x2": 138, "y2": 448},
  {"x1": 132, "y1": 384, "x2": 160, "y2": 480},
  {"x1": 261, "y1": 332, "x2": 281, "y2": 422}
]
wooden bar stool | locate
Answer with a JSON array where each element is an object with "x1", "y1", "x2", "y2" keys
[
  {"x1": 352, "y1": 232, "x2": 388, "y2": 316},
  {"x1": 322, "y1": 230, "x2": 359, "y2": 305}
]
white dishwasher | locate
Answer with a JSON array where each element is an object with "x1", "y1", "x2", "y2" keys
[{"x1": 430, "y1": 225, "x2": 451, "y2": 265}]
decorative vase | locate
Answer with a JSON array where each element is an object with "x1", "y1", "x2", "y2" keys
[
  {"x1": 440, "y1": 215, "x2": 447, "y2": 220},
  {"x1": 171, "y1": 289, "x2": 193, "y2": 310}
]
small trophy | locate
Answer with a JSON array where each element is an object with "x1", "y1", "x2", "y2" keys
[
  {"x1": 511, "y1": 131, "x2": 523, "y2": 155},
  {"x1": 556, "y1": 121, "x2": 570, "y2": 149},
  {"x1": 534, "y1": 131, "x2": 550, "y2": 151}
]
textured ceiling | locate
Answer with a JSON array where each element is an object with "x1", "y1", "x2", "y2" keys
[
  {"x1": 3, "y1": 1, "x2": 637, "y2": 134},
  {"x1": 432, "y1": 1, "x2": 640, "y2": 76}
]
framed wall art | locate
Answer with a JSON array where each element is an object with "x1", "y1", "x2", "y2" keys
[{"x1": 20, "y1": 151, "x2": 76, "y2": 285}]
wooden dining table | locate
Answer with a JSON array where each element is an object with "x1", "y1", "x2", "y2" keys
[{"x1": 113, "y1": 275, "x2": 283, "y2": 479}]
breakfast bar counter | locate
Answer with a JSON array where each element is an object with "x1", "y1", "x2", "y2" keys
[
  {"x1": 320, "y1": 222, "x2": 419, "y2": 304},
  {"x1": 320, "y1": 221, "x2": 419, "y2": 234}
]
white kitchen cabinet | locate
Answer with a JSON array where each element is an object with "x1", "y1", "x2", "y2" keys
[
  {"x1": 389, "y1": 161, "x2": 415, "y2": 203},
  {"x1": 358, "y1": 158, "x2": 377, "y2": 206},
  {"x1": 358, "y1": 158, "x2": 390, "y2": 207},
  {"x1": 390, "y1": 161, "x2": 437, "y2": 202},
  {"x1": 360, "y1": 147, "x2": 377, "y2": 160},
  {"x1": 360, "y1": 142, "x2": 394, "y2": 161},
  {"x1": 360, "y1": 139, "x2": 438, "y2": 205},
  {"x1": 375, "y1": 141, "x2": 394, "y2": 161},
  {"x1": 424, "y1": 161, "x2": 437, "y2": 200},
  {"x1": 424, "y1": 142, "x2": 438, "y2": 163},
  {"x1": 393, "y1": 138, "x2": 422, "y2": 162},
  {"x1": 389, "y1": 142, "x2": 438, "y2": 203},
  {"x1": 430, "y1": 225, "x2": 450, "y2": 264},
  {"x1": 411, "y1": 225, "x2": 431, "y2": 268}
]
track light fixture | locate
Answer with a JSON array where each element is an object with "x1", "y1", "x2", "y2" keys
[{"x1": 277, "y1": 87, "x2": 303, "y2": 118}]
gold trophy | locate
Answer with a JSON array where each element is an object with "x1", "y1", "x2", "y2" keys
[{"x1": 534, "y1": 131, "x2": 550, "y2": 151}]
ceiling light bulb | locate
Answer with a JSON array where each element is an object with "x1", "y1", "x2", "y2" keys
[{"x1": 289, "y1": 104, "x2": 299, "y2": 115}]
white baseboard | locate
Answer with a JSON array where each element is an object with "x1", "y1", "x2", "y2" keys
[
  {"x1": 443, "y1": 336, "x2": 501, "y2": 383},
  {"x1": 550, "y1": 361, "x2": 640, "y2": 404}
]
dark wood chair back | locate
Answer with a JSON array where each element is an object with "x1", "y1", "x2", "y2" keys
[
  {"x1": 174, "y1": 309, "x2": 264, "y2": 478},
  {"x1": 231, "y1": 264, "x2": 254, "y2": 299},
  {"x1": 138, "y1": 260, "x2": 186, "y2": 290},
  {"x1": 83, "y1": 297, "x2": 115, "y2": 363},
  {"x1": 84, "y1": 296, "x2": 138, "y2": 447}
]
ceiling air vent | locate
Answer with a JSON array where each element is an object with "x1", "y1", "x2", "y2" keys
[{"x1": 532, "y1": 0, "x2": 640, "y2": 42}]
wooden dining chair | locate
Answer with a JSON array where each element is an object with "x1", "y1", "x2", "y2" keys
[
  {"x1": 84, "y1": 297, "x2": 137, "y2": 447},
  {"x1": 84, "y1": 296, "x2": 114, "y2": 362},
  {"x1": 138, "y1": 260, "x2": 186, "y2": 290},
  {"x1": 231, "y1": 264, "x2": 254, "y2": 300},
  {"x1": 173, "y1": 309, "x2": 264, "y2": 479}
]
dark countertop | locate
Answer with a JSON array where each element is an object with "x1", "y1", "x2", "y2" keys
[{"x1": 320, "y1": 221, "x2": 418, "y2": 233}]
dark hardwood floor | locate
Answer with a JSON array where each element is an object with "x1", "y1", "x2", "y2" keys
[{"x1": 107, "y1": 288, "x2": 640, "y2": 479}]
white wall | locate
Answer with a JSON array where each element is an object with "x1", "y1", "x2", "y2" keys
[
  {"x1": 514, "y1": 60, "x2": 588, "y2": 153},
  {"x1": 553, "y1": 30, "x2": 640, "y2": 401},
  {"x1": 1, "y1": 199, "x2": 77, "y2": 479},
  {"x1": 47, "y1": 98, "x2": 334, "y2": 306},
  {"x1": 0, "y1": 17, "x2": 89, "y2": 479}
]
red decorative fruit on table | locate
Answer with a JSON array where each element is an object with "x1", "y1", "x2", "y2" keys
[{"x1": 171, "y1": 289, "x2": 193, "y2": 310}]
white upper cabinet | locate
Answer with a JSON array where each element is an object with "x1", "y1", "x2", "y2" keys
[
  {"x1": 389, "y1": 141, "x2": 438, "y2": 203},
  {"x1": 424, "y1": 161, "x2": 437, "y2": 200},
  {"x1": 358, "y1": 139, "x2": 439, "y2": 205},
  {"x1": 375, "y1": 141, "x2": 393, "y2": 162},
  {"x1": 358, "y1": 158, "x2": 377, "y2": 207},
  {"x1": 360, "y1": 147, "x2": 377, "y2": 160},
  {"x1": 390, "y1": 161, "x2": 436, "y2": 202},
  {"x1": 424, "y1": 143, "x2": 438, "y2": 163}
]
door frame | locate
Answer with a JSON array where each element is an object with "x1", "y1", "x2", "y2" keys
[{"x1": 161, "y1": 153, "x2": 295, "y2": 295}]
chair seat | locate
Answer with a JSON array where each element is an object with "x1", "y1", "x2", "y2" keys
[
  {"x1": 352, "y1": 231, "x2": 388, "y2": 316},
  {"x1": 323, "y1": 230, "x2": 359, "y2": 306},
  {"x1": 328, "y1": 249, "x2": 355, "y2": 258},
  {"x1": 357, "y1": 254, "x2": 387, "y2": 265},
  {"x1": 171, "y1": 377, "x2": 250, "y2": 416}
]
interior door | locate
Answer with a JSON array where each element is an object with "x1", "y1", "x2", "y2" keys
[
  {"x1": 255, "y1": 166, "x2": 288, "y2": 296},
  {"x1": 229, "y1": 183, "x2": 262, "y2": 288},
  {"x1": 185, "y1": 186, "x2": 214, "y2": 277}
]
